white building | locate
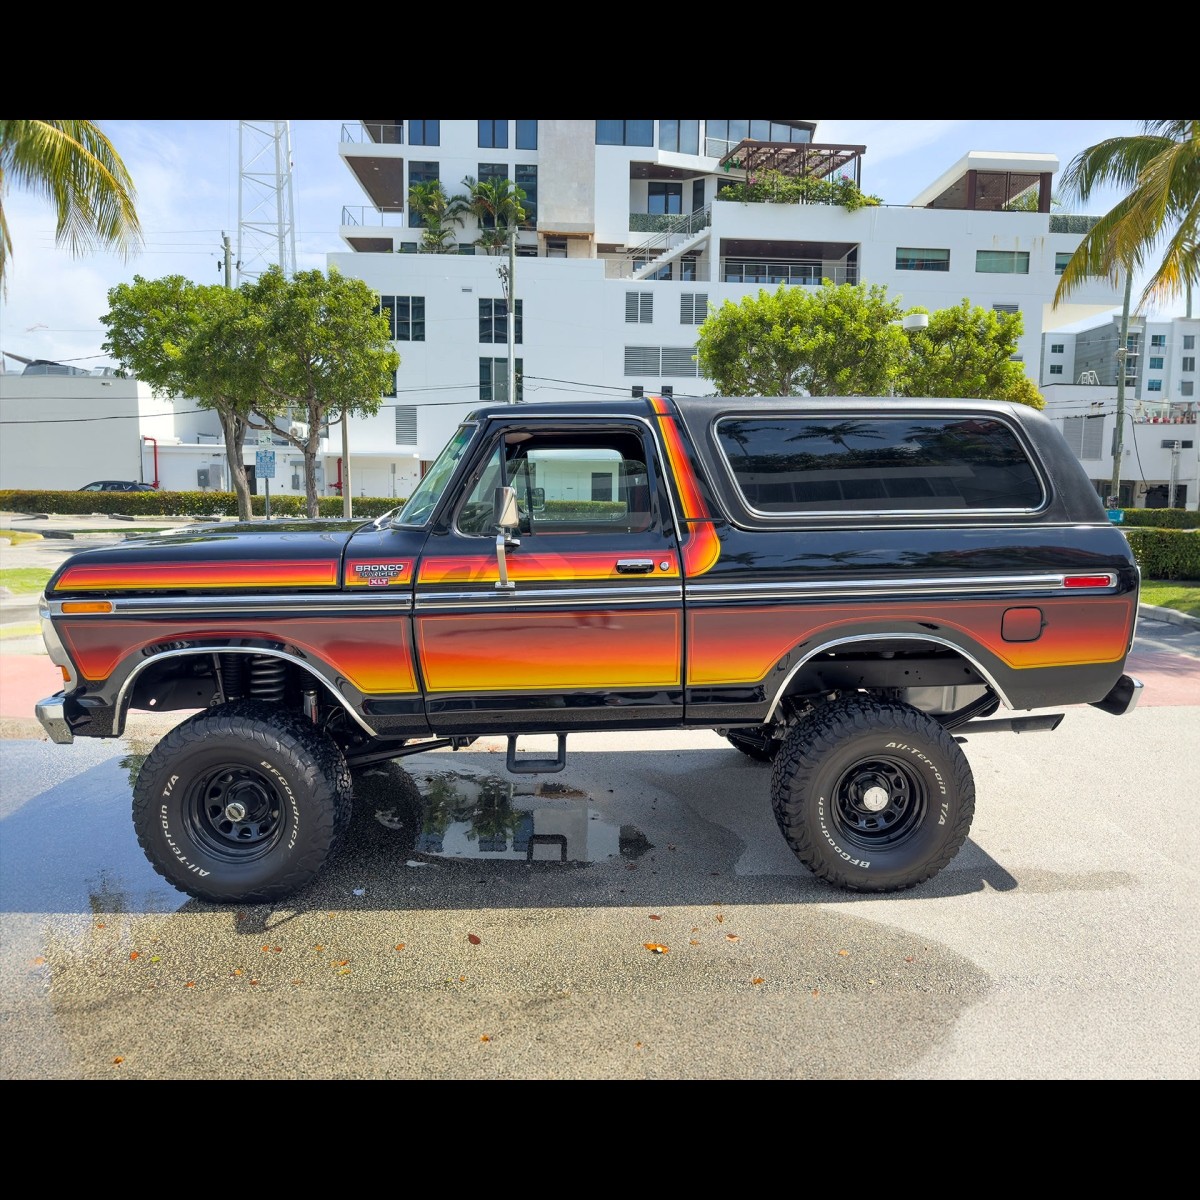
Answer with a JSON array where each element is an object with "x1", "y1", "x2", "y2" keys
[
  {"x1": 1040, "y1": 312, "x2": 1200, "y2": 508},
  {"x1": 324, "y1": 118, "x2": 1126, "y2": 477}
]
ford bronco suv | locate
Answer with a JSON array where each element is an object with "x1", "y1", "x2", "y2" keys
[{"x1": 36, "y1": 394, "x2": 1143, "y2": 903}]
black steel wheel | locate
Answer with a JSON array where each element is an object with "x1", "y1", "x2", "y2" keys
[
  {"x1": 132, "y1": 700, "x2": 353, "y2": 904},
  {"x1": 770, "y1": 697, "x2": 975, "y2": 893}
]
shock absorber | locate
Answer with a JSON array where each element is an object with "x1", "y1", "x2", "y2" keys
[
  {"x1": 247, "y1": 655, "x2": 286, "y2": 702},
  {"x1": 219, "y1": 654, "x2": 247, "y2": 701}
]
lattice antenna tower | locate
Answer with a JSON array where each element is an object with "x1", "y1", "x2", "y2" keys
[{"x1": 237, "y1": 121, "x2": 297, "y2": 284}]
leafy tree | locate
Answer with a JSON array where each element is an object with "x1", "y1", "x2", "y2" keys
[
  {"x1": 462, "y1": 175, "x2": 528, "y2": 255},
  {"x1": 406, "y1": 179, "x2": 469, "y2": 253},
  {"x1": 715, "y1": 169, "x2": 882, "y2": 211},
  {"x1": 101, "y1": 275, "x2": 258, "y2": 518},
  {"x1": 896, "y1": 300, "x2": 1045, "y2": 409},
  {"x1": 1055, "y1": 119, "x2": 1199, "y2": 317},
  {"x1": 0, "y1": 119, "x2": 143, "y2": 296},
  {"x1": 695, "y1": 281, "x2": 907, "y2": 396},
  {"x1": 239, "y1": 266, "x2": 400, "y2": 516}
]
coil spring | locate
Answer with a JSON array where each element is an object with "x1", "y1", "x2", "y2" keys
[{"x1": 248, "y1": 655, "x2": 286, "y2": 702}]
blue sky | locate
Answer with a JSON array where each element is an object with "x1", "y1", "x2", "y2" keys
[{"x1": 0, "y1": 118, "x2": 1177, "y2": 374}]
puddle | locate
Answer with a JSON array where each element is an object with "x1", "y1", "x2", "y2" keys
[{"x1": 362, "y1": 764, "x2": 649, "y2": 864}]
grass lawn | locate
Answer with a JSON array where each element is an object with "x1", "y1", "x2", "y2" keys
[
  {"x1": 1140, "y1": 580, "x2": 1200, "y2": 619},
  {"x1": 0, "y1": 567, "x2": 53, "y2": 595}
]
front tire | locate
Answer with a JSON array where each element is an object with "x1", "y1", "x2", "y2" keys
[
  {"x1": 770, "y1": 697, "x2": 974, "y2": 893},
  {"x1": 132, "y1": 700, "x2": 354, "y2": 904}
]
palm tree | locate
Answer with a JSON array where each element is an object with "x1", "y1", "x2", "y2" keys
[
  {"x1": 1055, "y1": 120, "x2": 1199, "y2": 317},
  {"x1": 462, "y1": 175, "x2": 527, "y2": 255},
  {"x1": 0, "y1": 119, "x2": 142, "y2": 295},
  {"x1": 406, "y1": 180, "x2": 468, "y2": 253}
]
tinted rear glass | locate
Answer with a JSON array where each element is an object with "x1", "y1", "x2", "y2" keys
[{"x1": 714, "y1": 415, "x2": 1044, "y2": 513}]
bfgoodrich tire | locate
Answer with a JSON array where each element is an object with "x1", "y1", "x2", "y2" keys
[
  {"x1": 770, "y1": 697, "x2": 975, "y2": 893},
  {"x1": 132, "y1": 700, "x2": 354, "y2": 904}
]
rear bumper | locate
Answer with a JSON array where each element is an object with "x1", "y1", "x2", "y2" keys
[
  {"x1": 36, "y1": 694, "x2": 74, "y2": 744},
  {"x1": 1089, "y1": 674, "x2": 1144, "y2": 717}
]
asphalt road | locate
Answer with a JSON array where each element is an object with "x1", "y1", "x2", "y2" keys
[{"x1": 2, "y1": 519, "x2": 1198, "y2": 1080}]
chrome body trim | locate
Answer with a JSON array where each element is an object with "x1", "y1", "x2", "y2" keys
[
  {"x1": 38, "y1": 598, "x2": 78, "y2": 689},
  {"x1": 44, "y1": 594, "x2": 413, "y2": 617},
  {"x1": 113, "y1": 645, "x2": 379, "y2": 737},
  {"x1": 687, "y1": 573, "x2": 1117, "y2": 603},
  {"x1": 415, "y1": 584, "x2": 683, "y2": 608}
]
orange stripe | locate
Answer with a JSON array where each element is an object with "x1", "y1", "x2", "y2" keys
[
  {"x1": 654, "y1": 404, "x2": 720, "y2": 577},
  {"x1": 57, "y1": 559, "x2": 338, "y2": 591},
  {"x1": 418, "y1": 550, "x2": 679, "y2": 585}
]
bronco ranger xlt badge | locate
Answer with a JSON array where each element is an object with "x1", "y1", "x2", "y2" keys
[{"x1": 36, "y1": 394, "x2": 1143, "y2": 904}]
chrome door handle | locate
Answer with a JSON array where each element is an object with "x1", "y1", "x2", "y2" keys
[{"x1": 616, "y1": 558, "x2": 654, "y2": 574}]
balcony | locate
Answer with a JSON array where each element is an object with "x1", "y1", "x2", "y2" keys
[
  {"x1": 722, "y1": 259, "x2": 858, "y2": 286},
  {"x1": 342, "y1": 205, "x2": 405, "y2": 227},
  {"x1": 341, "y1": 122, "x2": 404, "y2": 145}
]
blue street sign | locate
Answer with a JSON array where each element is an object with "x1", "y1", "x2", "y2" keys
[{"x1": 255, "y1": 450, "x2": 276, "y2": 479}]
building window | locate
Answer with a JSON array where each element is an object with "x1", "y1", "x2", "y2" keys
[
  {"x1": 408, "y1": 120, "x2": 439, "y2": 146},
  {"x1": 976, "y1": 250, "x2": 1030, "y2": 274},
  {"x1": 705, "y1": 120, "x2": 811, "y2": 151},
  {"x1": 1049, "y1": 365, "x2": 1064, "y2": 375},
  {"x1": 596, "y1": 120, "x2": 654, "y2": 146},
  {"x1": 1182, "y1": 381, "x2": 1195, "y2": 396},
  {"x1": 1183, "y1": 357, "x2": 1196, "y2": 372},
  {"x1": 398, "y1": 242, "x2": 418, "y2": 254},
  {"x1": 479, "y1": 357, "x2": 524, "y2": 404},
  {"x1": 478, "y1": 120, "x2": 508, "y2": 149},
  {"x1": 648, "y1": 182, "x2": 683, "y2": 215},
  {"x1": 715, "y1": 415, "x2": 1045, "y2": 513},
  {"x1": 659, "y1": 120, "x2": 699, "y2": 155},
  {"x1": 1151, "y1": 334, "x2": 1167, "y2": 347},
  {"x1": 1147, "y1": 379, "x2": 1163, "y2": 392},
  {"x1": 516, "y1": 164, "x2": 537, "y2": 225},
  {"x1": 1055, "y1": 252, "x2": 1072, "y2": 275},
  {"x1": 626, "y1": 292, "x2": 653, "y2": 324},
  {"x1": 479, "y1": 298, "x2": 523, "y2": 344},
  {"x1": 377, "y1": 295, "x2": 425, "y2": 342},
  {"x1": 680, "y1": 293, "x2": 708, "y2": 325},
  {"x1": 993, "y1": 303, "x2": 1020, "y2": 314},
  {"x1": 680, "y1": 255, "x2": 699, "y2": 282},
  {"x1": 896, "y1": 247, "x2": 950, "y2": 271},
  {"x1": 1051, "y1": 343, "x2": 1064, "y2": 354},
  {"x1": 545, "y1": 238, "x2": 567, "y2": 258},
  {"x1": 1148, "y1": 356, "x2": 1164, "y2": 369},
  {"x1": 1184, "y1": 335, "x2": 1195, "y2": 350},
  {"x1": 692, "y1": 179, "x2": 705, "y2": 212},
  {"x1": 591, "y1": 472, "x2": 613, "y2": 502},
  {"x1": 515, "y1": 120, "x2": 537, "y2": 150},
  {"x1": 408, "y1": 162, "x2": 439, "y2": 227},
  {"x1": 394, "y1": 405, "x2": 418, "y2": 444}
]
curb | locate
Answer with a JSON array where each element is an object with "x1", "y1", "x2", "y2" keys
[{"x1": 1139, "y1": 603, "x2": 1200, "y2": 631}]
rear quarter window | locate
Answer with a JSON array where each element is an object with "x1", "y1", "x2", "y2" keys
[{"x1": 714, "y1": 414, "x2": 1046, "y2": 514}]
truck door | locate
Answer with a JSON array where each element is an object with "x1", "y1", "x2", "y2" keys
[{"x1": 412, "y1": 418, "x2": 684, "y2": 735}]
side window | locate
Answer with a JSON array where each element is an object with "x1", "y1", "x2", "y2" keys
[
  {"x1": 454, "y1": 430, "x2": 656, "y2": 536},
  {"x1": 714, "y1": 415, "x2": 1046, "y2": 513}
]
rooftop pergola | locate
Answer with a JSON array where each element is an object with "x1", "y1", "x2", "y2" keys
[{"x1": 719, "y1": 141, "x2": 866, "y2": 186}]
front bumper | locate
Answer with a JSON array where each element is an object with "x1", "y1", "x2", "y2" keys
[
  {"x1": 1089, "y1": 673, "x2": 1144, "y2": 717},
  {"x1": 36, "y1": 694, "x2": 74, "y2": 744}
]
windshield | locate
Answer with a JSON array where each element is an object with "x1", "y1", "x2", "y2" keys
[{"x1": 393, "y1": 423, "x2": 476, "y2": 526}]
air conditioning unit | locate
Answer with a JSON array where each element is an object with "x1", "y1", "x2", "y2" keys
[{"x1": 289, "y1": 423, "x2": 307, "y2": 438}]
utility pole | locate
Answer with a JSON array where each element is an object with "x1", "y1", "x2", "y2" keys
[
  {"x1": 341, "y1": 410, "x2": 352, "y2": 518},
  {"x1": 507, "y1": 222, "x2": 517, "y2": 404},
  {"x1": 1109, "y1": 270, "x2": 1134, "y2": 507},
  {"x1": 221, "y1": 232, "x2": 233, "y2": 288}
]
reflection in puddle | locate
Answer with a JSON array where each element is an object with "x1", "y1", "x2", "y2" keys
[{"x1": 367, "y1": 766, "x2": 650, "y2": 865}]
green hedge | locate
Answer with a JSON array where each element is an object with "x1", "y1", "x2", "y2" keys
[
  {"x1": 1123, "y1": 528, "x2": 1200, "y2": 580},
  {"x1": 1118, "y1": 508, "x2": 1200, "y2": 529},
  {"x1": 0, "y1": 489, "x2": 403, "y2": 519}
]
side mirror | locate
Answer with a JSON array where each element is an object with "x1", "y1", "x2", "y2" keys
[{"x1": 493, "y1": 485, "x2": 520, "y2": 531}]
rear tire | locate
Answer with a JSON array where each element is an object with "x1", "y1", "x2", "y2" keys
[
  {"x1": 132, "y1": 700, "x2": 353, "y2": 904},
  {"x1": 770, "y1": 697, "x2": 974, "y2": 893}
]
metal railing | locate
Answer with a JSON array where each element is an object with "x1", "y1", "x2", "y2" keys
[
  {"x1": 341, "y1": 205, "x2": 406, "y2": 227},
  {"x1": 721, "y1": 259, "x2": 857, "y2": 286},
  {"x1": 340, "y1": 122, "x2": 404, "y2": 146}
]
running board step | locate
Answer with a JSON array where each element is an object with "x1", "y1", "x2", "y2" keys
[
  {"x1": 960, "y1": 714, "x2": 1064, "y2": 735},
  {"x1": 506, "y1": 734, "x2": 568, "y2": 774}
]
